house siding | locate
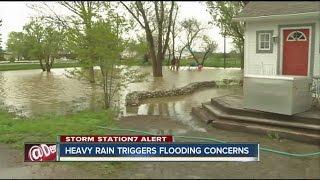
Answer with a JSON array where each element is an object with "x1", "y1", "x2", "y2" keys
[{"x1": 245, "y1": 17, "x2": 319, "y2": 76}]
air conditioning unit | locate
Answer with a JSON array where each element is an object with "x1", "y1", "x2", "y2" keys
[{"x1": 243, "y1": 75, "x2": 313, "y2": 115}]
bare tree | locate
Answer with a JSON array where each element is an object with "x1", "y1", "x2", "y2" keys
[
  {"x1": 178, "y1": 18, "x2": 205, "y2": 64},
  {"x1": 121, "y1": 1, "x2": 175, "y2": 77},
  {"x1": 188, "y1": 35, "x2": 218, "y2": 66},
  {"x1": 167, "y1": 3, "x2": 179, "y2": 66}
]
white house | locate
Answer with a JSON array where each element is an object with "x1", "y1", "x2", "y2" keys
[{"x1": 234, "y1": 1, "x2": 320, "y2": 77}]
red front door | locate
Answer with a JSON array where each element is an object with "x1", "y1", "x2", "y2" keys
[{"x1": 283, "y1": 29, "x2": 309, "y2": 76}]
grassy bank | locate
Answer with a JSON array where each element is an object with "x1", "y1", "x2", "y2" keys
[
  {"x1": 118, "y1": 56, "x2": 241, "y2": 68},
  {"x1": 0, "y1": 109, "x2": 115, "y2": 149},
  {"x1": 0, "y1": 56, "x2": 241, "y2": 72},
  {"x1": 0, "y1": 62, "x2": 79, "y2": 71},
  {"x1": 0, "y1": 109, "x2": 129, "y2": 176},
  {"x1": 179, "y1": 57, "x2": 241, "y2": 68}
]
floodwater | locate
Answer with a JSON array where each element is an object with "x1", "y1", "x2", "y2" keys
[
  {"x1": 125, "y1": 87, "x2": 242, "y2": 132},
  {"x1": 122, "y1": 66, "x2": 243, "y2": 131},
  {"x1": 0, "y1": 66, "x2": 319, "y2": 179},
  {"x1": 0, "y1": 68, "x2": 101, "y2": 117},
  {"x1": 0, "y1": 66, "x2": 242, "y2": 120}
]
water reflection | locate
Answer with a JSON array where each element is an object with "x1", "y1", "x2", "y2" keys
[{"x1": 125, "y1": 87, "x2": 243, "y2": 131}]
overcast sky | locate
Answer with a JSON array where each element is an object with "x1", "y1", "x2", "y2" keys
[{"x1": 0, "y1": 1, "x2": 234, "y2": 52}]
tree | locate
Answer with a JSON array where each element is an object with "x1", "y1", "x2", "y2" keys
[
  {"x1": 88, "y1": 20, "x2": 124, "y2": 108},
  {"x1": 0, "y1": 19, "x2": 2, "y2": 45},
  {"x1": 6, "y1": 32, "x2": 30, "y2": 61},
  {"x1": 23, "y1": 19, "x2": 64, "y2": 71},
  {"x1": 170, "y1": 2, "x2": 179, "y2": 61},
  {"x1": 60, "y1": 2, "x2": 104, "y2": 82},
  {"x1": 121, "y1": 1, "x2": 175, "y2": 77},
  {"x1": 29, "y1": 1, "x2": 104, "y2": 82},
  {"x1": 178, "y1": 18, "x2": 205, "y2": 64},
  {"x1": 42, "y1": 25, "x2": 65, "y2": 71},
  {"x1": 205, "y1": 1, "x2": 245, "y2": 69},
  {"x1": 188, "y1": 35, "x2": 218, "y2": 66},
  {"x1": 0, "y1": 19, "x2": 4, "y2": 61},
  {"x1": 127, "y1": 35, "x2": 149, "y2": 61},
  {"x1": 6, "y1": 16, "x2": 64, "y2": 65},
  {"x1": 63, "y1": 3, "x2": 147, "y2": 109}
]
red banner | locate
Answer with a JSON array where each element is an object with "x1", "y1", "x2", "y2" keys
[{"x1": 59, "y1": 135, "x2": 174, "y2": 143}]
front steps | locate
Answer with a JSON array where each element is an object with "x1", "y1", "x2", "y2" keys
[{"x1": 192, "y1": 95, "x2": 320, "y2": 144}]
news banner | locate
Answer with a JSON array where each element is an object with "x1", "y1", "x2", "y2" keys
[{"x1": 24, "y1": 135, "x2": 259, "y2": 162}]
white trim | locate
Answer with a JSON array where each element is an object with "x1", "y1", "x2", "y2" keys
[
  {"x1": 244, "y1": 74, "x2": 311, "y2": 80},
  {"x1": 286, "y1": 31, "x2": 307, "y2": 41},
  {"x1": 244, "y1": 23, "x2": 249, "y2": 75},
  {"x1": 59, "y1": 156, "x2": 259, "y2": 162},
  {"x1": 257, "y1": 144, "x2": 260, "y2": 162},
  {"x1": 279, "y1": 26, "x2": 312, "y2": 76},
  {"x1": 258, "y1": 33, "x2": 271, "y2": 50},
  {"x1": 233, "y1": 11, "x2": 320, "y2": 21}
]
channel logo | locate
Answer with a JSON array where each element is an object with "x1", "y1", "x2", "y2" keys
[{"x1": 24, "y1": 143, "x2": 56, "y2": 162}]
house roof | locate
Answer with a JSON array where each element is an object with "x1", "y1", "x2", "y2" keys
[{"x1": 237, "y1": 1, "x2": 320, "y2": 18}]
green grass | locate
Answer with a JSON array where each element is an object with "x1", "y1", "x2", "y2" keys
[
  {"x1": 117, "y1": 56, "x2": 241, "y2": 68},
  {"x1": 0, "y1": 109, "x2": 116, "y2": 149},
  {"x1": 0, "y1": 56, "x2": 241, "y2": 72},
  {"x1": 0, "y1": 109, "x2": 130, "y2": 176},
  {"x1": 0, "y1": 62, "x2": 79, "y2": 71},
  {"x1": 179, "y1": 57, "x2": 241, "y2": 68}
]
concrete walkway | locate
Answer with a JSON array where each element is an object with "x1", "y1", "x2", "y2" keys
[{"x1": 192, "y1": 95, "x2": 320, "y2": 144}]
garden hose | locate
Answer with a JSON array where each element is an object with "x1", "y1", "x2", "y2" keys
[{"x1": 97, "y1": 126, "x2": 320, "y2": 158}]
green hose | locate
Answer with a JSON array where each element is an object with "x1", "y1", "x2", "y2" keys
[{"x1": 97, "y1": 126, "x2": 320, "y2": 158}]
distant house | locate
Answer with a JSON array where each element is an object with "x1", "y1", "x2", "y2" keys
[{"x1": 234, "y1": 1, "x2": 320, "y2": 76}]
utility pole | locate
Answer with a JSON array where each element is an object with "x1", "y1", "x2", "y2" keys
[{"x1": 223, "y1": 24, "x2": 226, "y2": 69}]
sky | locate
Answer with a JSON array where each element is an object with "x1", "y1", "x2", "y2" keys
[{"x1": 0, "y1": 1, "x2": 234, "y2": 52}]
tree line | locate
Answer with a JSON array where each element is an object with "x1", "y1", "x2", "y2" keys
[{"x1": 5, "y1": 1, "x2": 245, "y2": 75}]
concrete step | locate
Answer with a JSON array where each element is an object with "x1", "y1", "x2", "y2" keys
[
  {"x1": 202, "y1": 102, "x2": 320, "y2": 133},
  {"x1": 210, "y1": 98, "x2": 320, "y2": 125},
  {"x1": 191, "y1": 107, "x2": 214, "y2": 124},
  {"x1": 212, "y1": 119, "x2": 320, "y2": 145}
]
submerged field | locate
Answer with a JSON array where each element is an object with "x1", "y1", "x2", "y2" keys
[{"x1": 0, "y1": 62, "x2": 79, "y2": 71}]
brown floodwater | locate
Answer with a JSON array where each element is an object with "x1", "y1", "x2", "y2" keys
[
  {"x1": 125, "y1": 87, "x2": 242, "y2": 132},
  {"x1": 0, "y1": 66, "x2": 242, "y2": 119},
  {"x1": 0, "y1": 68, "x2": 101, "y2": 117},
  {"x1": 0, "y1": 67, "x2": 319, "y2": 179}
]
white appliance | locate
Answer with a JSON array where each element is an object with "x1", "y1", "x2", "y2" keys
[{"x1": 243, "y1": 75, "x2": 313, "y2": 115}]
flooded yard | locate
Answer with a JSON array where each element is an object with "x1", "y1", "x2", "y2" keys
[
  {"x1": 0, "y1": 66, "x2": 242, "y2": 118},
  {"x1": 0, "y1": 66, "x2": 319, "y2": 179}
]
